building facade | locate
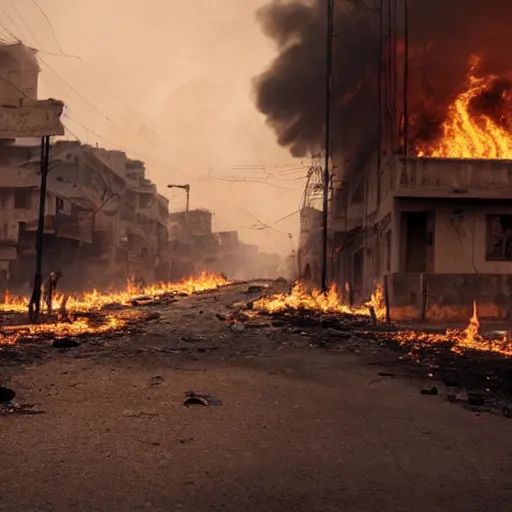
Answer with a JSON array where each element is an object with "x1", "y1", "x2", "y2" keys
[{"x1": 0, "y1": 140, "x2": 170, "y2": 291}]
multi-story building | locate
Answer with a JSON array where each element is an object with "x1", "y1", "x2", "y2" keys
[
  {"x1": 0, "y1": 139, "x2": 170, "y2": 290},
  {"x1": 330, "y1": 34, "x2": 512, "y2": 321},
  {"x1": 0, "y1": 41, "x2": 176, "y2": 292}
]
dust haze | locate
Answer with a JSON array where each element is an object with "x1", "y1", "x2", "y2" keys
[{"x1": 14, "y1": 0, "x2": 303, "y2": 255}]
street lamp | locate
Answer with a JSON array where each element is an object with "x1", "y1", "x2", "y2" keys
[{"x1": 167, "y1": 184, "x2": 190, "y2": 212}]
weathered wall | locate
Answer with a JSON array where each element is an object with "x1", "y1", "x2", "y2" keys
[
  {"x1": 388, "y1": 272, "x2": 512, "y2": 321},
  {"x1": 396, "y1": 198, "x2": 512, "y2": 274},
  {"x1": 396, "y1": 157, "x2": 512, "y2": 196}
]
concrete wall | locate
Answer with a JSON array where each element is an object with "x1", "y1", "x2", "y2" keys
[
  {"x1": 396, "y1": 157, "x2": 512, "y2": 197},
  {"x1": 396, "y1": 198, "x2": 512, "y2": 275},
  {"x1": 388, "y1": 272, "x2": 512, "y2": 321}
]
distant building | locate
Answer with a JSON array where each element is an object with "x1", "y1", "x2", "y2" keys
[{"x1": 0, "y1": 140, "x2": 170, "y2": 290}]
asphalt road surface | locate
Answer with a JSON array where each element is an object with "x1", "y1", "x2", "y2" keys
[{"x1": 2, "y1": 284, "x2": 512, "y2": 512}]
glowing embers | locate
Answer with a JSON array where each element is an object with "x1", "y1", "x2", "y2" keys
[{"x1": 416, "y1": 57, "x2": 512, "y2": 160}]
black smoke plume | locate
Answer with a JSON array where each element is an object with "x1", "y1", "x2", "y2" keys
[{"x1": 254, "y1": 0, "x2": 512, "y2": 160}]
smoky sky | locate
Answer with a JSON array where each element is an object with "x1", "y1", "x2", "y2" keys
[{"x1": 254, "y1": 0, "x2": 512, "y2": 159}]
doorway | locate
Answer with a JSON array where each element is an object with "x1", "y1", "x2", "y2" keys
[{"x1": 400, "y1": 211, "x2": 434, "y2": 273}]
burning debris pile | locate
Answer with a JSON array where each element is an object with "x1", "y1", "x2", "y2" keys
[
  {"x1": 228, "y1": 282, "x2": 512, "y2": 359},
  {"x1": 0, "y1": 272, "x2": 230, "y2": 346},
  {"x1": 253, "y1": 282, "x2": 384, "y2": 317}
]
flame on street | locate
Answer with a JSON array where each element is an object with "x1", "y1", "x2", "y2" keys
[
  {"x1": 416, "y1": 57, "x2": 512, "y2": 159},
  {"x1": 0, "y1": 272, "x2": 230, "y2": 345},
  {"x1": 253, "y1": 282, "x2": 385, "y2": 318},
  {"x1": 254, "y1": 283, "x2": 512, "y2": 358}
]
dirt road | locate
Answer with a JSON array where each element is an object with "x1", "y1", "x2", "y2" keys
[{"x1": 2, "y1": 284, "x2": 512, "y2": 511}]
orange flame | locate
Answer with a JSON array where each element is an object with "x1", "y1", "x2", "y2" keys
[
  {"x1": 0, "y1": 272, "x2": 230, "y2": 345},
  {"x1": 255, "y1": 285, "x2": 512, "y2": 358},
  {"x1": 253, "y1": 281, "x2": 386, "y2": 319},
  {"x1": 0, "y1": 272, "x2": 230, "y2": 314},
  {"x1": 417, "y1": 57, "x2": 512, "y2": 159}
]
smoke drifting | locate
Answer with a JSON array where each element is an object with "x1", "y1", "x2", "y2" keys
[{"x1": 254, "y1": 0, "x2": 512, "y2": 160}]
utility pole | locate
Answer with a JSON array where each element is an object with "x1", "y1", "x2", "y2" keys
[
  {"x1": 321, "y1": 0, "x2": 334, "y2": 292},
  {"x1": 28, "y1": 135, "x2": 51, "y2": 322},
  {"x1": 167, "y1": 184, "x2": 190, "y2": 212},
  {"x1": 403, "y1": 0, "x2": 409, "y2": 157}
]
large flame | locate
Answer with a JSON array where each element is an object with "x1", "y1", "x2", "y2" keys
[
  {"x1": 253, "y1": 282, "x2": 385, "y2": 319},
  {"x1": 417, "y1": 57, "x2": 512, "y2": 159},
  {"x1": 0, "y1": 272, "x2": 230, "y2": 345},
  {"x1": 0, "y1": 272, "x2": 229, "y2": 314}
]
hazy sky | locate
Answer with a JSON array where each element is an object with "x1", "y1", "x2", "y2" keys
[{"x1": 0, "y1": 0, "x2": 306, "y2": 253}]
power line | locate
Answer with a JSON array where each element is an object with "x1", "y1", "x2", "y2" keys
[
  {"x1": 29, "y1": 0, "x2": 71, "y2": 57},
  {"x1": 38, "y1": 57, "x2": 114, "y2": 122},
  {"x1": 7, "y1": 0, "x2": 41, "y2": 47}
]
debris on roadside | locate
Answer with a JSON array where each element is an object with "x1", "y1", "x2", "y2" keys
[
  {"x1": 52, "y1": 338, "x2": 80, "y2": 349},
  {"x1": 0, "y1": 386, "x2": 15, "y2": 403},
  {"x1": 184, "y1": 391, "x2": 222, "y2": 407},
  {"x1": 421, "y1": 386, "x2": 439, "y2": 396},
  {"x1": 467, "y1": 392, "x2": 485, "y2": 406},
  {"x1": 148, "y1": 375, "x2": 164, "y2": 387},
  {"x1": 246, "y1": 285, "x2": 266, "y2": 294},
  {"x1": 0, "y1": 401, "x2": 45, "y2": 415}
]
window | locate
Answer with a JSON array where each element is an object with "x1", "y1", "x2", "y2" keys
[
  {"x1": 384, "y1": 231, "x2": 391, "y2": 272},
  {"x1": 486, "y1": 215, "x2": 512, "y2": 261},
  {"x1": 14, "y1": 189, "x2": 31, "y2": 209}
]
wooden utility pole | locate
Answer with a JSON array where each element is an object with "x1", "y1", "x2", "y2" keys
[
  {"x1": 403, "y1": 0, "x2": 409, "y2": 156},
  {"x1": 321, "y1": 0, "x2": 334, "y2": 292},
  {"x1": 28, "y1": 135, "x2": 51, "y2": 322}
]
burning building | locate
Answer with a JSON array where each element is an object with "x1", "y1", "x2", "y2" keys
[{"x1": 255, "y1": 0, "x2": 512, "y2": 321}]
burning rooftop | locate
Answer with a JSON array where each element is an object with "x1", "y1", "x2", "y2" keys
[{"x1": 415, "y1": 57, "x2": 512, "y2": 160}]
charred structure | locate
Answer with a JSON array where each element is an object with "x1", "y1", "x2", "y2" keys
[{"x1": 256, "y1": 0, "x2": 512, "y2": 321}]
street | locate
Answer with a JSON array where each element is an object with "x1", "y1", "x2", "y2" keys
[{"x1": 1, "y1": 283, "x2": 512, "y2": 511}]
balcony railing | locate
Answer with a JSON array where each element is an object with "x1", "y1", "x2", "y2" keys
[{"x1": 395, "y1": 157, "x2": 512, "y2": 197}]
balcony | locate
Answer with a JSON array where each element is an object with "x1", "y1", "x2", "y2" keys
[{"x1": 394, "y1": 157, "x2": 512, "y2": 199}]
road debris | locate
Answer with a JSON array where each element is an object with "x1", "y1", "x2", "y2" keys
[
  {"x1": 0, "y1": 386, "x2": 15, "y2": 403},
  {"x1": 0, "y1": 402, "x2": 46, "y2": 415},
  {"x1": 52, "y1": 338, "x2": 80, "y2": 349},
  {"x1": 184, "y1": 391, "x2": 222, "y2": 407},
  {"x1": 421, "y1": 387, "x2": 439, "y2": 396}
]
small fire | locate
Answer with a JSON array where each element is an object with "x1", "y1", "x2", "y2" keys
[
  {"x1": 253, "y1": 281, "x2": 386, "y2": 319},
  {"x1": 396, "y1": 301, "x2": 512, "y2": 357},
  {"x1": 417, "y1": 57, "x2": 512, "y2": 159}
]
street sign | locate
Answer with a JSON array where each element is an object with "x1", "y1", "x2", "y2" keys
[{"x1": 0, "y1": 99, "x2": 64, "y2": 138}]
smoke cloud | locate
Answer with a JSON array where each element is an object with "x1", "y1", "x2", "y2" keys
[{"x1": 254, "y1": 0, "x2": 512, "y2": 160}]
